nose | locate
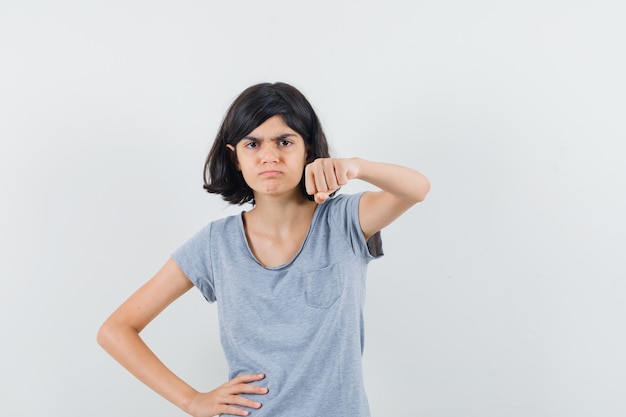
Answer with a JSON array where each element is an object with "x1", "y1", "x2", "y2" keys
[{"x1": 259, "y1": 143, "x2": 279, "y2": 163}]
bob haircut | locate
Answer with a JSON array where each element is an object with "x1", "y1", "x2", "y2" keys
[{"x1": 203, "y1": 82, "x2": 331, "y2": 205}]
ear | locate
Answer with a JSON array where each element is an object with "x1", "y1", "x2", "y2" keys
[{"x1": 226, "y1": 144, "x2": 240, "y2": 170}]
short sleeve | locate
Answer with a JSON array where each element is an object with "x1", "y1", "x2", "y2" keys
[
  {"x1": 171, "y1": 223, "x2": 216, "y2": 302},
  {"x1": 332, "y1": 193, "x2": 384, "y2": 260}
]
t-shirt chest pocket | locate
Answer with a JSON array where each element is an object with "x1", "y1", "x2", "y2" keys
[{"x1": 303, "y1": 263, "x2": 343, "y2": 309}]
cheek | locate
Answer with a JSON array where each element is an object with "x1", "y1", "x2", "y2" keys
[{"x1": 239, "y1": 162, "x2": 253, "y2": 175}]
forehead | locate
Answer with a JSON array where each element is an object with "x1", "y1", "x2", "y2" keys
[{"x1": 245, "y1": 115, "x2": 301, "y2": 139}]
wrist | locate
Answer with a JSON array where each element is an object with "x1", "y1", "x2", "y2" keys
[
  {"x1": 179, "y1": 388, "x2": 201, "y2": 415},
  {"x1": 348, "y1": 157, "x2": 364, "y2": 180}
]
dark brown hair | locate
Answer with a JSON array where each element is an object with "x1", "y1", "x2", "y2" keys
[{"x1": 203, "y1": 82, "x2": 331, "y2": 205}]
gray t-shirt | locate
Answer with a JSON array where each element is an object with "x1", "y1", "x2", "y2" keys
[{"x1": 172, "y1": 192, "x2": 383, "y2": 416}]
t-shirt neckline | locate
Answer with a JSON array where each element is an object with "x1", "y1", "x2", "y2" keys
[{"x1": 237, "y1": 203, "x2": 322, "y2": 270}]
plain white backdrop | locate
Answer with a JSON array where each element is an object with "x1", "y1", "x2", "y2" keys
[{"x1": 1, "y1": 1, "x2": 625, "y2": 416}]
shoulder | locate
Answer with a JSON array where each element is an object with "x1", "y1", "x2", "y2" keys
[
  {"x1": 212, "y1": 211, "x2": 242, "y2": 229},
  {"x1": 315, "y1": 192, "x2": 363, "y2": 227},
  {"x1": 178, "y1": 211, "x2": 242, "y2": 246},
  {"x1": 323, "y1": 192, "x2": 361, "y2": 209},
  {"x1": 324, "y1": 192, "x2": 363, "y2": 213}
]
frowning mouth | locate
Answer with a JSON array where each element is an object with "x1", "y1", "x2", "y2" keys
[{"x1": 259, "y1": 170, "x2": 282, "y2": 177}]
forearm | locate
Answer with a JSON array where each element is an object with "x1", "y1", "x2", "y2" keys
[
  {"x1": 97, "y1": 324, "x2": 198, "y2": 414},
  {"x1": 352, "y1": 157, "x2": 430, "y2": 202}
]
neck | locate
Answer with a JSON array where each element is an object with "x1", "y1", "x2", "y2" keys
[{"x1": 245, "y1": 194, "x2": 317, "y2": 235}]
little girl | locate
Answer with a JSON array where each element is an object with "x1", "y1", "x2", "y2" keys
[{"x1": 97, "y1": 81, "x2": 430, "y2": 416}]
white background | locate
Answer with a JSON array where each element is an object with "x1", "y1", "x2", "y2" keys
[{"x1": 1, "y1": 1, "x2": 625, "y2": 416}]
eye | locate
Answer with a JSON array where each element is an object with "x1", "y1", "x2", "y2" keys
[
  {"x1": 278, "y1": 139, "x2": 293, "y2": 147},
  {"x1": 244, "y1": 141, "x2": 258, "y2": 149}
]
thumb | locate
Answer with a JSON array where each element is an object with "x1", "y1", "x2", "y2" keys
[{"x1": 314, "y1": 192, "x2": 329, "y2": 204}]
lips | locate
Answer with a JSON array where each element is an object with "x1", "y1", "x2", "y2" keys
[{"x1": 259, "y1": 170, "x2": 281, "y2": 177}]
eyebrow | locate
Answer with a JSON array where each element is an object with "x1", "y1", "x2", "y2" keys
[{"x1": 242, "y1": 133, "x2": 298, "y2": 141}]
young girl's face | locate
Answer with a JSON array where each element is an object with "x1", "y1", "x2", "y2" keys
[{"x1": 228, "y1": 115, "x2": 308, "y2": 199}]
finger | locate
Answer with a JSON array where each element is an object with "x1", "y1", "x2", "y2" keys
[
  {"x1": 314, "y1": 192, "x2": 329, "y2": 204},
  {"x1": 221, "y1": 404, "x2": 253, "y2": 417},
  {"x1": 313, "y1": 161, "x2": 330, "y2": 193},
  {"x1": 226, "y1": 373, "x2": 266, "y2": 386},
  {"x1": 304, "y1": 164, "x2": 316, "y2": 195},
  {"x1": 323, "y1": 161, "x2": 340, "y2": 191},
  {"x1": 335, "y1": 160, "x2": 349, "y2": 185},
  {"x1": 228, "y1": 383, "x2": 269, "y2": 396},
  {"x1": 225, "y1": 394, "x2": 263, "y2": 410},
  {"x1": 216, "y1": 393, "x2": 264, "y2": 417}
]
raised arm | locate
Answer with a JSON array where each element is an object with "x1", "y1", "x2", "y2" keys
[
  {"x1": 304, "y1": 157, "x2": 430, "y2": 240},
  {"x1": 97, "y1": 258, "x2": 267, "y2": 417}
]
